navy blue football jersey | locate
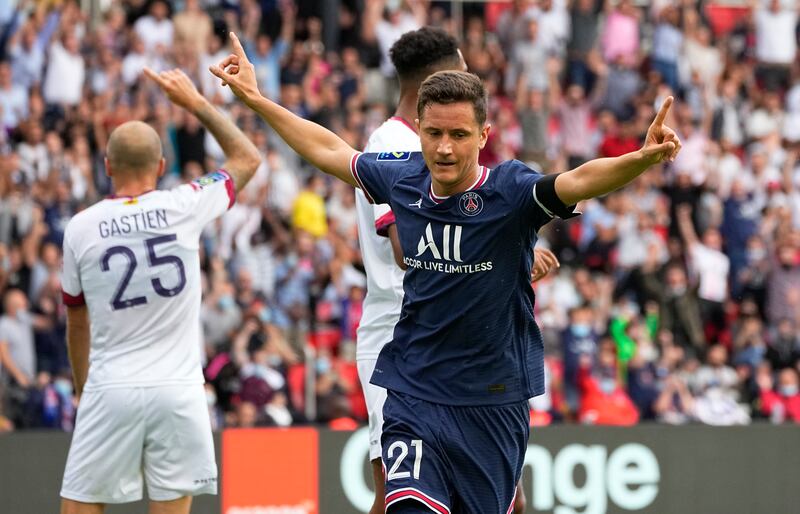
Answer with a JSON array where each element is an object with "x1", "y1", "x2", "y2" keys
[{"x1": 351, "y1": 151, "x2": 578, "y2": 406}]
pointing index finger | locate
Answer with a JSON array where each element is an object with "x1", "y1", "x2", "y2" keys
[
  {"x1": 654, "y1": 96, "x2": 673, "y2": 127},
  {"x1": 143, "y1": 67, "x2": 165, "y2": 87},
  {"x1": 229, "y1": 32, "x2": 248, "y2": 62}
]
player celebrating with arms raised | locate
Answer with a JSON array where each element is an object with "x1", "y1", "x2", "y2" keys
[
  {"x1": 211, "y1": 32, "x2": 680, "y2": 514},
  {"x1": 59, "y1": 69, "x2": 260, "y2": 514},
  {"x1": 356, "y1": 27, "x2": 557, "y2": 514}
]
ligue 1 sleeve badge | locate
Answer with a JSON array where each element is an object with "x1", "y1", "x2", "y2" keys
[{"x1": 459, "y1": 192, "x2": 483, "y2": 216}]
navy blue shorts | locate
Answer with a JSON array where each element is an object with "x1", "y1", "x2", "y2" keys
[{"x1": 381, "y1": 390, "x2": 530, "y2": 514}]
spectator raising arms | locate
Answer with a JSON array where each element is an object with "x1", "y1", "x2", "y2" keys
[{"x1": 0, "y1": 0, "x2": 797, "y2": 435}]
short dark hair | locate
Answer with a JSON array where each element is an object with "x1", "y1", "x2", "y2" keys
[
  {"x1": 417, "y1": 71, "x2": 488, "y2": 127},
  {"x1": 390, "y1": 27, "x2": 461, "y2": 83}
]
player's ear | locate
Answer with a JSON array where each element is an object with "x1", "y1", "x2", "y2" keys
[
  {"x1": 104, "y1": 157, "x2": 112, "y2": 178},
  {"x1": 156, "y1": 157, "x2": 166, "y2": 178},
  {"x1": 478, "y1": 123, "x2": 491, "y2": 150},
  {"x1": 415, "y1": 118, "x2": 420, "y2": 132}
]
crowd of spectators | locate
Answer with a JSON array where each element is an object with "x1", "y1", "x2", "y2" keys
[{"x1": 0, "y1": 0, "x2": 799, "y2": 433}]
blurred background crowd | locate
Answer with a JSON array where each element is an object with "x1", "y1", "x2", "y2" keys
[{"x1": 0, "y1": 0, "x2": 799, "y2": 432}]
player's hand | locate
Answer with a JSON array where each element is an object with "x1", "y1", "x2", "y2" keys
[
  {"x1": 513, "y1": 483, "x2": 527, "y2": 514},
  {"x1": 209, "y1": 32, "x2": 261, "y2": 103},
  {"x1": 641, "y1": 96, "x2": 681, "y2": 165},
  {"x1": 144, "y1": 67, "x2": 206, "y2": 113},
  {"x1": 531, "y1": 248, "x2": 560, "y2": 283}
]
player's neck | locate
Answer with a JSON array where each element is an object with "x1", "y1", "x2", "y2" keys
[
  {"x1": 112, "y1": 178, "x2": 157, "y2": 198},
  {"x1": 393, "y1": 94, "x2": 418, "y2": 132},
  {"x1": 431, "y1": 165, "x2": 481, "y2": 198}
]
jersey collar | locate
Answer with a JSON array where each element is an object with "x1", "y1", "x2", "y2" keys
[
  {"x1": 389, "y1": 116, "x2": 418, "y2": 134},
  {"x1": 429, "y1": 166, "x2": 490, "y2": 204},
  {"x1": 107, "y1": 189, "x2": 156, "y2": 200}
]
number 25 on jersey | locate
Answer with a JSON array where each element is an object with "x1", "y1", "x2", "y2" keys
[{"x1": 100, "y1": 234, "x2": 186, "y2": 310}]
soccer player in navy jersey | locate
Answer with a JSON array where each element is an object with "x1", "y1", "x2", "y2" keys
[
  {"x1": 356, "y1": 27, "x2": 556, "y2": 514},
  {"x1": 211, "y1": 32, "x2": 681, "y2": 514}
]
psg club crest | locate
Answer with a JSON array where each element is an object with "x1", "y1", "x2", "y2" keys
[{"x1": 459, "y1": 192, "x2": 483, "y2": 217}]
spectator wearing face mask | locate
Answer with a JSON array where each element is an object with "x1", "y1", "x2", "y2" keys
[
  {"x1": 578, "y1": 339, "x2": 639, "y2": 425},
  {"x1": 758, "y1": 367, "x2": 800, "y2": 423},
  {"x1": 561, "y1": 304, "x2": 599, "y2": 415},
  {"x1": 767, "y1": 242, "x2": 800, "y2": 326},
  {"x1": 644, "y1": 262, "x2": 705, "y2": 356},
  {"x1": 736, "y1": 235, "x2": 770, "y2": 308},
  {"x1": 201, "y1": 278, "x2": 243, "y2": 349},
  {"x1": 0, "y1": 288, "x2": 51, "y2": 428},
  {"x1": 766, "y1": 318, "x2": 800, "y2": 371},
  {"x1": 625, "y1": 314, "x2": 661, "y2": 419}
]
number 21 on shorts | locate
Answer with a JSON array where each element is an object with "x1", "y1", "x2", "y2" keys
[{"x1": 386, "y1": 439, "x2": 422, "y2": 481}]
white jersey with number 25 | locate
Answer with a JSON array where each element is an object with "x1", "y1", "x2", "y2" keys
[{"x1": 61, "y1": 171, "x2": 235, "y2": 392}]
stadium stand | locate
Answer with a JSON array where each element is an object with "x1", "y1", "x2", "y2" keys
[{"x1": 0, "y1": 0, "x2": 798, "y2": 432}]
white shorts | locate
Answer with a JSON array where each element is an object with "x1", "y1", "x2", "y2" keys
[
  {"x1": 357, "y1": 358, "x2": 387, "y2": 461},
  {"x1": 61, "y1": 384, "x2": 217, "y2": 504}
]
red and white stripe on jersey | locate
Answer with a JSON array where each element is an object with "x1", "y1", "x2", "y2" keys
[
  {"x1": 385, "y1": 487, "x2": 451, "y2": 514},
  {"x1": 375, "y1": 210, "x2": 397, "y2": 237},
  {"x1": 429, "y1": 166, "x2": 491, "y2": 204},
  {"x1": 350, "y1": 152, "x2": 376, "y2": 204},
  {"x1": 62, "y1": 290, "x2": 86, "y2": 307},
  {"x1": 505, "y1": 486, "x2": 518, "y2": 514},
  {"x1": 188, "y1": 169, "x2": 237, "y2": 209},
  {"x1": 222, "y1": 170, "x2": 235, "y2": 209}
]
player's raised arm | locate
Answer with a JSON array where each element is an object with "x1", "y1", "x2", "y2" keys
[
  {"x1": 143, "y1": 67, "x2": 261, "y2": 193},
  {"x1": 554, "y1": 96, "x2": 682, "y2": 206},
  {"x1": 209, "y1": 32, "x2": 359, "y2": 187}
]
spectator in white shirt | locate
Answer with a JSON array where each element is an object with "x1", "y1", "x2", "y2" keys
[
  {"x1": 532, "y1": 0, "x2": 570, "y2": 57},
  {"x1": 683, "y1": 25, "x2": 721, "y2": 91},
  {"x1": 9, "y1": 24, "x2": 45, "y2": 90},
  {"x1": 371, "y1": 2, "x2": 424, "y2": 78},
  {"x1": 121, "y1": 35, "x2": 149, "y2": 86},
  {"x1": 507, "y1": 17, "x2": 548, "y2": 95},
  {"x1": 0, "y1": 62, "x2": 27, "y2": 130},
  {"x1": 42, "y1": 33, "x2": 85, "y2": 107},
  {"x1": 133, "y1": 0, "x2": 174, "y2": 55},
  {"x1": 690, "y1": 344, "x2": 750, "y2": 425},
  {"x1": 200, "y1": 33, "x2": 235, "y2": 104},
  {"x1": 677, "y1": 205, "x2": 730, "y2": 339},
  {"x1": 17, "y1": 121, "x2": 49, "y2": 185},
  {"x1": 753, "y1": 0, "x2": 798, "y2": 91}
]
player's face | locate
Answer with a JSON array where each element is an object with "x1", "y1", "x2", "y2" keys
[{"x1": 416, "y1": 101, "x2": 490, "y2": 195}]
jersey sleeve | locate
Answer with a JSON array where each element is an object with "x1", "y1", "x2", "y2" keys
[
  {"x1": 373, "y1": 203, "x2": 395, "y2": 237},
  {"x1": 173, "y1": 169, "x2": 236, "y2": 228},
  {"x1": 61, "y1": 222, "x2": 85, "y2": 307},
  {"x1": 350, "y1": 151, "x2": 416, "y2": 206},
  {"x1": 508, "y1": 162, "x2": 580, "y2": 231}
]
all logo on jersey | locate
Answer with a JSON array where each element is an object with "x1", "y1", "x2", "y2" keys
[
  {"x1": 376, "y1": 151, "x2": 411, "y2": 162},
  {"x1": 459, "y1": 192, "x2": 483, "y2": 217},
  {"x1": 405, "y1": 222, "x2": 493, "y2": 273},
  {"x1": 190, "y1": 171, "x2": 228, "y2": 190},
  {"x1": 417, "y1": 223, "x2": 463, "y2": 262}
]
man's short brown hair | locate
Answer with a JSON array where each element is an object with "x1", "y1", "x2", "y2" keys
[
  {"x1": 417, "y1": 71, "x2": 488, "y2": 127},
  {"x1": 106, "y1": 121, "x2": 163, "y2": 175}
]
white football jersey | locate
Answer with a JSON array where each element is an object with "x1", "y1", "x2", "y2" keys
[
  {"x1": 61, "y1": 171, "x2": 235, "y2": 391},
  {"x1": 355, "y1": 117, "x2": 420, "y2": 361}
]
